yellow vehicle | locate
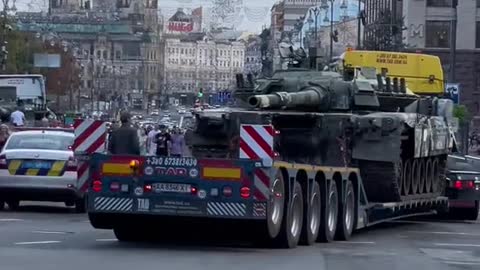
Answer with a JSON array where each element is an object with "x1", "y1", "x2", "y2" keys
[{"x1": 336, "y1": 50, "x2": 444, "y2": 95}]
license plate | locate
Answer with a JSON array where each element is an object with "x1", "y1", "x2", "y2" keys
[
  {"x1": 22, "y1": 161, "x2": 51, "y2": 169},
  {"x1": 152, "y1": 183, "x2": 191, "y2": 193}
]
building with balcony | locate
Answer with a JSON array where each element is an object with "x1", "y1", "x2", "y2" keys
[{"x1": 163, "y1": 34, "x2": 245, "y2": 100}]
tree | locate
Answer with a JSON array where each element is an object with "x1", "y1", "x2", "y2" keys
[
  {"x1": 4, "y1": 31, "x2": 44, "y2": 73},
  {"x1": 363, "y1": 9, "x2": 408, "y2": 51}
]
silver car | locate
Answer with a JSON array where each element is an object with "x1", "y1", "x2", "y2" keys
[{"x1": 0, "y1": 130, "x2": 85, "y2": 212}]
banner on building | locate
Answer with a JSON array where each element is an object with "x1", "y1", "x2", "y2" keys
[{"x1": 445, "y1": 83, "x2": 460, "y2": 104}]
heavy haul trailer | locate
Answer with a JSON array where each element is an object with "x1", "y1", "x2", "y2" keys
[{"x1": 80, "y1": 118, "x2": 450, "y2": 249}]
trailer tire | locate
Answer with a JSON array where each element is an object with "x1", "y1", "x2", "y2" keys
[
  {"x1": 318, "y1": 180, "x2": 338, "y2": 242},
  {"x1": 276, "y1": 180, "x2": 304, "y2": 249},
  {"x1": 335, "y1": 180, "x2": 356, "y2": 241},
  {"x1": 114, "y1": 227, "x2": 138, "y2": 242},
  {"x1": 0, "y1": 201, "x2": 4, "y2": 211},
  {"x1": 300, "y1": 180, "x2": 321, "y2": 246},
  {"x1": 88, "y1": 213, "x2": 113, "y2": 229},
  {"x1": 267, "y1": 171, "x2": 286, "y2": 239},
  {"x1": 75, "y1": 196, "x2": 87, "y2": 213}
]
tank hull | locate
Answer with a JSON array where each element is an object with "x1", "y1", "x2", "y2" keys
[{"x1": 187, "y1": 109, "x2": 453, "y2": 203}]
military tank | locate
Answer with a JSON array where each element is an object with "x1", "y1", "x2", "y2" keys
[{"x1": 187, "y1": 46, "x2": 455, "y2": 203}]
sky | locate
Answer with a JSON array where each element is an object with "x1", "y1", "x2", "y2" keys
[{"x1": 5, "y1": 0, "x2": 360, "y2": 33}]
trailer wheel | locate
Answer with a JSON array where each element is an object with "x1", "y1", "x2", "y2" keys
[
  {"x1": 0, "y1": 201, "x2": 5, "y2": 211},
  {"x1": 114, "y1": 226, "x2": 138, "y2": 242},
  {"x1": 267, "y1": 171, "x2": 286, "y2": 239},
  {"x1": 335, "y1": 180, "x2": 356, "y2": 241},
  {"x1": 276, "y1": 180, "x2": 304, "y2": 248},
  {"x1": 403, "y1": 160, "x2": 412, "y2": 196},
  {"x1": 318, "y1": 180, "x2": 338, "y2": 242},
  {"x1": 300, "y1": 181, "x2": 321, "y2": 246}
]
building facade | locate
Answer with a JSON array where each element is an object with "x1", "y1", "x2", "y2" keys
[
  {"x1": 19, "y1": 0, "x2": 163, "y2": 111},
  {"x1": 243, "y1": 36, "x2": 262, "y2": 76},
  {"x1": 163, "y1": 35, "x2": 245, "y2": 96},
  {"x1": 364, "y1": 0, "x2": 480, "y2": 125}
]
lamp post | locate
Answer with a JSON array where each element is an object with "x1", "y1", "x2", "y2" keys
[{"x1": 319, "y1": 0, "x2": 335, "y2": 61}]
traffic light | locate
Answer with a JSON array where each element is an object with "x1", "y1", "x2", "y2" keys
[{"x1": 198, "y1": 88, "x2": 203, "y2": 98}]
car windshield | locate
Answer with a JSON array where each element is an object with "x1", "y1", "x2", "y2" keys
[{"x1": 5, "y1": 133, "x2": 74, "y2": 151}]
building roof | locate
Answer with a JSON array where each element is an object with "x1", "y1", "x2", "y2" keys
[{"x1": 169, "y1": 8, "x2": 191, "y2": 22}]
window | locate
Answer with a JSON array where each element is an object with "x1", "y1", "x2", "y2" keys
[
  {"x1": 425, "y1": 21, "x2": 451, "y2": 48},
  {"x1": 6, "y1": 134, "x2": 73, "y2": 151},
  {"x1": 426, "y1": 0, "x2": 453, "y2": 7}
]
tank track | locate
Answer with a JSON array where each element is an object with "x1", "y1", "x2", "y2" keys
[{"x1": 360, "y1": 156, "x2": 447, "y2": 203}]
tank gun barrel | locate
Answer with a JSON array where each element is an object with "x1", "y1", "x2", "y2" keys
[{"x1": 248, "y1": 88, "x2": 329, "y2": 109}]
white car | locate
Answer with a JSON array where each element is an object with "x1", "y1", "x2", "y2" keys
[{"x1": 0, "y1": 129, "x2": 85, "y2": 212}]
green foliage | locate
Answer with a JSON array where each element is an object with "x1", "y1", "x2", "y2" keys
[
  {"x1": 4, "y1": 31, "x2": 44, "y2": 74},
  {"x1": 453, "y1": 104, "x2": 470, "y2": 124}
]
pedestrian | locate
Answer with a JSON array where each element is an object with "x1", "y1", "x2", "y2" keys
[
  {"x1": 147, "y1": 125, "x2": 159, "y2": 156},
  {"x1": 169, "y1": 127, "x2": 185, "y2": 157},
  {"x1": 135, "y1": 122, "x2": 148, "y2": 155},
  {"x1": 0, "y1": 124, "x2": 10, "y2": 149},
  {"x1": 155, "y1": 125, "x2": 171, "y2": 156},
  {"x1": 108, "y1": 111, "x2": 140, "y2": 155},
  {"x1": 10, "y1": 105, "x2": 25, "y2": 127}
]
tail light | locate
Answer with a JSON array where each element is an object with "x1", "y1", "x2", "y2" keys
[
  {"x1": 66, "y1": 156, "x2": 77, "y2": 171},
  {"x1": 0, "y1": 154, "x2": 6, "y2": 169},
  {"x1": 144, "y1": 184, "x2": 152, "y2": 193},
  {"x1": 191, "y1": 186, "x2": 198, "y2": 195},
  {"x1": 454, "y1": 180, "x2": 476, "y2": 190},
  {"x1": 92, "y1": 180, "x2": 103, "y2": 192},
  {"x1": 240, "y1": 186, "x2": 251, "y2": 199},
  {"x1": 110, "y1": 182, "x2": 120, "y2": 192}
]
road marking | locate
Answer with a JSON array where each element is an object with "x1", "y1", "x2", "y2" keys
[
  {"x1": 336, "y1": 241, "x2": 375, "y2": 244},
  {"x1": 0, "y1": 219, "x2": 24, "y2": 222},
  {"x1": 31, "y1": 230, "x2": 74, "y2": 235},
  {"x1": 95, "y1": 239, "x2": 117, "y2": 242},
  {"x1": 408, "y1": 231, "x2": 480, "y2": 236},
  {"x1": 444, "y1": 261, "x2": 480, "y2": 266},
  {"x1": 15, "y1": 241, "x2": 61, "y2": 245},
  {"x1": 434, "y1": 243, "x2": 480, "y2": 248}
]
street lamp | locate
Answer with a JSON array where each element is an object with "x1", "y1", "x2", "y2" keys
[
  {"x1": 308, "y1": 8, "x2": 321, "y2": 47},
  {"x1": 320, "y1": 0, "x2": 336, "y2": 62}
]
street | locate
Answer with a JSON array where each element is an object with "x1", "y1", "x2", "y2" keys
[{"x1": 0, "y1": 203, "x2": 479, "y2": 270}]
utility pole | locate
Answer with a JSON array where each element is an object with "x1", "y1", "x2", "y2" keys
[
  {"x1": 448, "y1": 0, "x2": 458, "y2": 83},
  {"x1": 329, "y1": 0, "x2": 334, "y2": 62},
  {"x1": 357, "y1": 0, "x2": 362, "y2": 49}
]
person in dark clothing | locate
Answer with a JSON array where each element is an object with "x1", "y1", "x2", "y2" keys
[
  {"x1": 108, "y1": 112, "x2": 140, "y2": 155},
  {"x1": 155, "y1": 126, "x2": 171, "y2": 156}
]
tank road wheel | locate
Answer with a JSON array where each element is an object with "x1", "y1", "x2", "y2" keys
[
  {"x1": 335, "y1": 180, "x2": 356, "y2": 241},
  {"x1": 266, "y1": 171, "x2": 286, "y2": 239},
  {"x1": 403, "y1": 160, "x2": 412, "y2": 196},
  {"x1": 425, "y1": 159, "x2": 433, "y2": 193},
  {"x1": 300, "y1": 181, "x2": 321, "y2": 246},
  {"x1": 397, "y1": 160, "x2": 404, "y2": 196},
  {"x1": 418, "y1": 159, "x2": 426, "y2": 194},
  {"x1": 276, "y1": 180, "x2": 304, "y2": 248},
  {"x1": 431, "y1": 158, "x2": 440, "y2": 193},
  {"x1": 318, "y1": 180, "x2": 339, "y2": 242},
  {"x1": 411, "y1": 159, "x2": 420, "y2": 195}
]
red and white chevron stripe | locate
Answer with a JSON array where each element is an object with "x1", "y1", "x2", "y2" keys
[
  {"x1": 73, "y1": 119, "x2": 107, "y2": 193},
  {"x1": 239, "y1": 124, "x2": 275, "y2": 201}
]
